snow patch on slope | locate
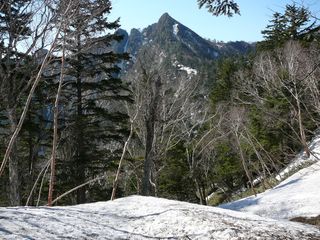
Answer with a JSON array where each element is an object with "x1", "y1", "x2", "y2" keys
[
  {"x1": 1, "y1": 196, "x2": 319, "y2": 239},
  {"x1": 173, "y1": 23, "x2": 179, "y2": 35},
  {"x1": 276, "y1": 135, "x2": 320, "y2": 181},
  {"x1": 220, "y1": 135, "x2": 320, "y2": 220},
  {"x1": 173, "y1": 60, "x2": 197, "y2": 76}
]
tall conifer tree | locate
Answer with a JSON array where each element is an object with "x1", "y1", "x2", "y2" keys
[
  {"x1": 0, "y1": 0, "x2": 33, "y2": 206},
  {"x1": 53, "y1": 0, "x2": 130, "y2": 204},
  {"x1": 259, "y1": 4, "x2": 318, "y2": 50}
]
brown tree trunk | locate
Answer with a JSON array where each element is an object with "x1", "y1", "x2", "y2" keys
[
  {"x1": 7, "y1": 109, "x2": 21, "y2": 206},
  {"x1": 142, "y1": 116, "x2": 156, "y2": 196},
  {"x1": 111, "y1": 107, "x2": 138, "y2": 200},
  {"x1": 75, "y1": 33, "x2": 86, "y2": 204},
  {"x1": 48, "y1": 37, "x2": 66, "y2": 206},
  {"x1": 296, "y1": 95, "x2": 310, "y2": 158},
  {"x1": 235, "y1": 131, "x2": 256, "y2": 196},
  {"x1": 194, "y1": 177, "x2": 207, "y2": 205},
  {"x1": 141, "y1": 77, "x2": 161, "y2": 196}
]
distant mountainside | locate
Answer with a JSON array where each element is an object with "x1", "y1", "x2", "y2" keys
[{"x1": 113, "y1": 13, "x2": 254, "y2": 77}]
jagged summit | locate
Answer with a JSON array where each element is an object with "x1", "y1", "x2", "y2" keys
[
  {"x1": 158, "y1": 12, "x2": 175, "y2": 22},
  {"x1": 160, "y1": 12, "x2": 171, "y2": 18},
  {"x1": 113, "y1": 12, "x2": 253, "y2": 63},
  {"x1": 111, "y1": 12, "x2": 254, "y2": 79}
]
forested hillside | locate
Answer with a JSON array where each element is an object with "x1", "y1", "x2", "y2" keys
[{"x1": 0, "y1": 0, "x2": 320, "y2": 211}]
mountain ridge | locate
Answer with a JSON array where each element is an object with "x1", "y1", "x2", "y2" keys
[{"x1": 114, "y1": 12, "x2": 254, "y2": 65}]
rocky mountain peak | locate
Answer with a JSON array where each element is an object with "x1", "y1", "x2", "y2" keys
[
  {"x1": 111, "y1": 13, "x2": 254, "y2": 71},
  {"x1": 158, "y1": 12, "x2": 176, "y2": 25}
]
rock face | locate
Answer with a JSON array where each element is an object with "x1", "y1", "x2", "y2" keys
[{"x1": 1, "y1": 196, "x2": 320, "y2": 239}]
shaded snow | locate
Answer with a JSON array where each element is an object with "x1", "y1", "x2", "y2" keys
[
  {"x1": 1, "y1": 196, "x2": 319, "y2": 239},
  {"x1": 220, "y1": 135, "x2": 320, "y2": 220}
]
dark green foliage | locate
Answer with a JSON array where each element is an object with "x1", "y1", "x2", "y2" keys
[
  {"x1": 211, "y1": 142, "x2": 245, "y2": 192},
  {"x1": 209, "y1": 55, "x2": 252, "y2": 106},
  {"x1": 158, "y1": 143, "x2": 198, "y2": 202},
  {"x1": 258, "y1": 4, "x2": 319, "y2": 50},
  {"x1": 206, "y1": 15, "x2": 320, "y2": 202},
  {"x1": 0, "y1": 0, "x2": 45, "y2": 206},
  {"x1": 46, "y1": 0, "x2": 132, "y2": 204},
  {"x1": 197, "y1": 0, "x2": 240, "y2": 17},
  {"x1": 210, "y1": 58, "x2": 237, "y2": 106},
  {"x1": 260, "y1": 12, "x2": 288, "y2": 49}
]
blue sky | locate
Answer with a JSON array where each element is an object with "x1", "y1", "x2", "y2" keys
[{"x1": 110, "y1": 0, "x2": 320, "y2": 42}]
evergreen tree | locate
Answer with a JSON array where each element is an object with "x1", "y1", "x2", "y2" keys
[
  {"x1": 260, "y1": 12, "x2": 287, "y2": 49},
  {"x1": 197, "y1": 0, "x2": 240, "y2": 16},
  {"x1": 51, "y1": 0, "x2": 131, "y2": 204},
  {"x1": 285, "y1": 4, "x2": 312, "y2": 40},
  {"x1": 210, "y1": 57, "x2": 237, "y2": 106},
  {"x1": 259, "y1": 4, "x2": 318, "y2": 50},
  {"x1": 0, "y1": 0, "x2": 33, "y2": 206}
]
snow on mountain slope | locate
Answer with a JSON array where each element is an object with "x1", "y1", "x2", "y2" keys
[
  {"x1": 276, "y1": 135, "x2": 320, "y2": 181},
  {"x1": 220, "y1": 136, "x2": 320, "y2": 220},
  {"x1": 1, "y1": 196, "x2": 320, "y2": 240}
]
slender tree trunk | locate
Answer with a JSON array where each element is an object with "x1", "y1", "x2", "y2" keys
[
  {"x1": 111, "y1": 107, "x2": 138, "y2": 200},
  {"x1": 194, "y1": 177, "x2": 207, "y2": 205},
  {"x1": 0, "y1": 27, "x2": 61, "y2": 178},
  {"x1": 296, "y1": 94, "x2": 310, "y2": 158},
  {"x1": 235, "y1": 131, "x2": 256, "y2": 195},
  {"x1": 141, "y1": 77, "x2": 161, "y2": 196},
  {"x1": 48, "y1": 36, "x2": 66, "y2": 206},
  {"x1": 75, "y1": 34, "x2": 86, "y2": 204},
  {"x1": 51, "y1": 175, "x2": 105, "y2": 205},
  {"x1": 142, "y1": 119, "x2": 156, "y2": 196},
  {"x1": 75, "y1": 86, "x2": 86, "y2": 203},
  {"x1": 7, "y1": 109, "x2": 20, "y2": 206}
]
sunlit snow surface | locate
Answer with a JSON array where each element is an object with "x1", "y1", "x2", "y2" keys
[
  {"x1": 2, "y1": 137, "x2": 320, "y2": 239},
  {"x1": 173, "y1": 60, "x2": 198, "y2": 76},
  {"x1": 173, "y1": 23, "x2": 179, "y2": 36},
  {"x1": 1, "y1": 196, "x2": 320, "y2": 239},
  {"x1": 220, "y1": 136, "x2": 320, "y2": 220}
]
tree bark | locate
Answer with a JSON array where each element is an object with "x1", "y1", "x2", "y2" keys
[
  {"x1": 75, "y1": 32, "x2": 86, "y2": 204},
  {"x1": 0, "y1": 27, "x2": 61, "y2": 178},
  {"x1": 141, "y1": 77, "x2": 161, "y2": 196},
  {"x1": 7, "y1": 109, "x2": 20, "y2": 206},
  {"x1": 48, "y1": 33, "x2": 66, "y2": 206},
  {"x1": 235, "y1": 131, "x2": 256, "y2": 195},
  {"x1": 111, "y1": 106, "x2": 138, "y2": 200},
  {"x1": 296, "y1": 92, "x2": 310, "y2": 158}
]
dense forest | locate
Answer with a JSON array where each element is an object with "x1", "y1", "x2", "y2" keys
[{"x1": 0, "y1": 0, "x2": 319, "y2": 207}]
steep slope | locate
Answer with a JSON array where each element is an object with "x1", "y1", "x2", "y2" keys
[
  {"x1": 1, "y1": 196, "x2": 320, "y2": 239},
  {"x1": 220, "y1": 136, "x2": 320, "y2": 220}
]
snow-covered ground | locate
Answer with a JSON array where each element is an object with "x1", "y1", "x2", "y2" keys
[
  {"x1": 220, "y1": 135, "x2": 320, "y2": 220},
  {"x1": 2, "y1": 138, "x2": 320, "y2": 239},
  {"x1": 1, "y1": 195, "x2": 319, "y2": 240}
]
